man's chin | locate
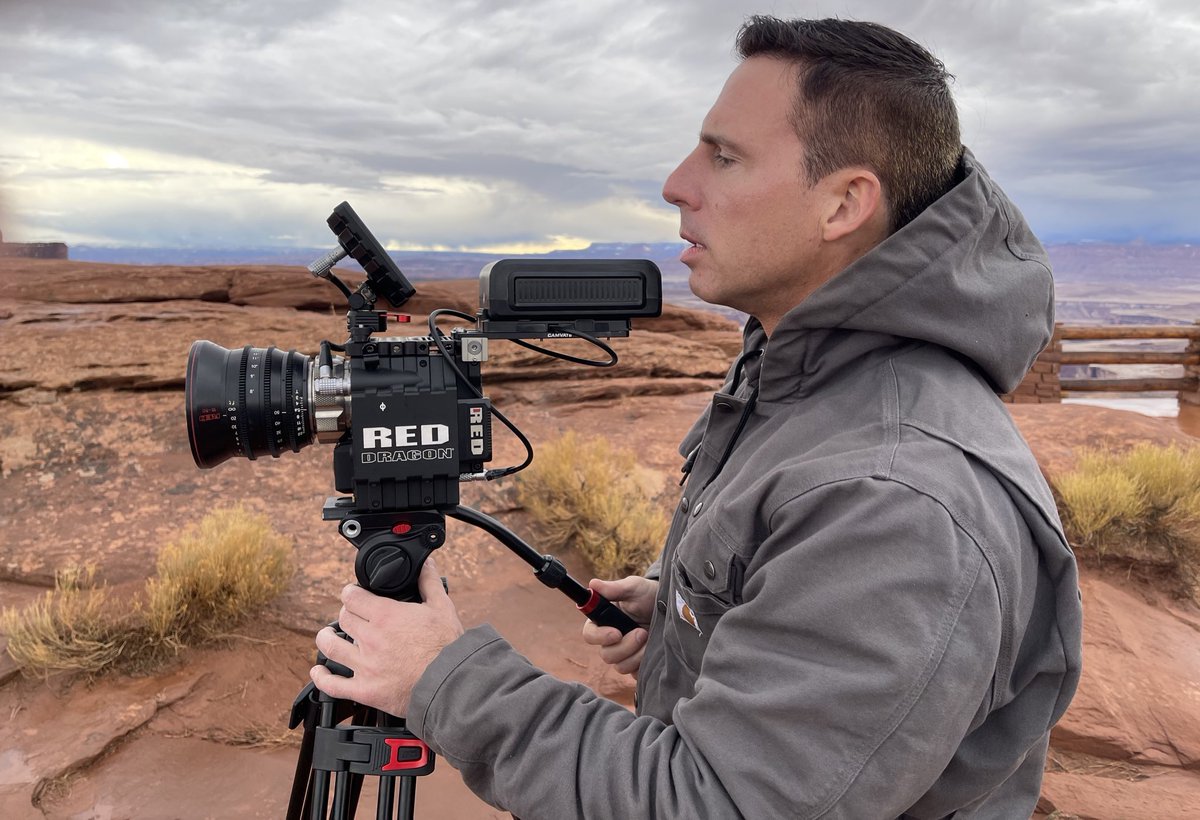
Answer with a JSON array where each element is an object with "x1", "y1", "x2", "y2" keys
[
  {"x1": 688, "y1": 278, "x2": 753, "y2": 324},
  {"x1": 688, "y1": 273, "x2": 728, "y2": 310}
]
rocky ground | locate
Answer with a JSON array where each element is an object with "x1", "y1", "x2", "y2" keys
[{"x1": 2, "y1": 258, "x2": 1199, "y2": 819}]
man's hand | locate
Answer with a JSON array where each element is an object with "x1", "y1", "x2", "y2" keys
[
  {"x1": 311, "y1": 557, "x2": 464, "y2": 717},
  {"x1": 581, "y1": 576, "x2": 659, "y2": 678}
]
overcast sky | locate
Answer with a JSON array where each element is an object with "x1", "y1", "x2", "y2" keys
[{"x1": 2, "y1": 0, "x2": 1198, "y2": 251}]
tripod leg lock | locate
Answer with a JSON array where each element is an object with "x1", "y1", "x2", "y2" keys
[{"x1": 313, "y1": 725, "x2": 436, "y2": 777}]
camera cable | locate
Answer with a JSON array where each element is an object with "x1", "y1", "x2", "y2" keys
[
  {"x1": 428, "y1": 308, "x2": 535, "y2": 479},
  {"x1": 509, "y1": 327, "x2": 617, "y2": 367}
]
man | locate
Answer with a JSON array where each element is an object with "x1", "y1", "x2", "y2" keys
[{"x1": 312, "y1": 16, "x2": 1083, "y2": 818}]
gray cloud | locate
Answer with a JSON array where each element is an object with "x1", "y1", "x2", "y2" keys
[{"x1": 2, "y1": 0, "x2": 1198, "y2": 247}]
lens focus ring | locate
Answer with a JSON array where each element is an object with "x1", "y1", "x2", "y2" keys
[{"x1": 185, "y1": 341, "x2": 315, "y2": 468}]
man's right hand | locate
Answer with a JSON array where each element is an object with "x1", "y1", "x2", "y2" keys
[{"x1": 581, "y1": 576, "x2": 660, "y2": 678}]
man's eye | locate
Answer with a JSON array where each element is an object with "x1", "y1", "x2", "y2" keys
[{"x1": 713, "y1": 149, "x2": 735, "y2": 167}]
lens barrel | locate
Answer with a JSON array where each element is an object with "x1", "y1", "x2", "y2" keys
[{"x1": 185, "y1": 341, "x2": 314, "y2": 468}]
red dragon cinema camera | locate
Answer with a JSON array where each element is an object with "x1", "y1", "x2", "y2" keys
[{"x1": 185, "y1": 202, "x2": 662, "y2": 512}]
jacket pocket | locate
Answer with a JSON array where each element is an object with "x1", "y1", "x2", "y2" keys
[{"x1": 666, "y1": 532, "x2": 739, "y2": 674}]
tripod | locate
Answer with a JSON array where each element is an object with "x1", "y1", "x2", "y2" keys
[{"x1": 286, "y1": 500, "x2": 637, "y2": 820}]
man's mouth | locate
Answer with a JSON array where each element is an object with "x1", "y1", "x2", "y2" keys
[{"x1": 679, "y1": 233, "x2": 706, "y2": 263}]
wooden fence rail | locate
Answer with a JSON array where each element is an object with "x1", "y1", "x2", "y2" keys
[
  {"x1": 1059, "y1": 325, "x2": 1200, "y2": 341},
  {"x1": 1058, "y1": 351, "x2": 1200, "y2": 366},
  {"x1": 1056, "y1": 323, "x2": 1200, "y2": 402}
]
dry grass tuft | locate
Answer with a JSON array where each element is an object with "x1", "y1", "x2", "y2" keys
[
  {"x1": 143, "y1": 504, "x2": 292, "y2": 654},
  {"x1": 516, "y1": 431, "x2": 669, "y2": 578},
  {"x1": 0, "y1": 566, "x2": 128, "y2": 679},
  {"x1": 1, "y1": 505, "x2": 292, "y2": 678},
  {"x1": 1054, "y1": 464, "x2": 1147, "y2": 548},
  {"x1": 1054, "y1": 443, "x2": 1200, "y2": 598}
]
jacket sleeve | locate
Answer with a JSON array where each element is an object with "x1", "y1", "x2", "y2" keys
[{"x1": 407, "y1": 478, "x2": 1005, "y2": 819}]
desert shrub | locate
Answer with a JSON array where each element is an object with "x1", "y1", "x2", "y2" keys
[
  {"x1": 1054, "y1": 464, "x2": 1147, "y2": 548},
  {"x1": 143, "y1": 504, "x2": 293, "y2": 652},
  {"x1": 1, "y1": 505, "x2": 292, "y2": 678},
  {"x1": 515, "y1": 431, "x2": 669, "y2": 578},
  {"x1": 1118, "y1": 442, "x2": 1200, "y2": 508},
  {"x1": 0, "y1": 566, "x2": 127, "y2": 679},
  {"x1": 1054, "y1": 443, "x2": 1200, "y2": 597}
]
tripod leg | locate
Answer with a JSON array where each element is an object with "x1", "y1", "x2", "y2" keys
[
  {"x1": 377, "y1": 777, "x2": 396, "y2": 820},
  {"x1": 332, "y1": 771, "x2": 353, "y2": 820},
  {"x1": 343, "y1": 705, "x2": 373, "y2": 820},
  {"x1": 397, "y1": 778, "x2": 416, "y2": 819},
  {"x1": 381, "y1": 712, "x2": 414, "y2": 820},
  {"x1": 287, "y1": 717, "x2": 317, "y2": 820},
  {"x1": 310, "y1": 697, "x2": 338, "y2": 819}
]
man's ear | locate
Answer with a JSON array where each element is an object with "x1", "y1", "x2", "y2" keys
[{"x1": 821, "y1": 168, "x2": 885, "y2": 243}]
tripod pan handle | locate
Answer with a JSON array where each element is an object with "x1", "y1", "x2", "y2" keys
[{"x1": 578, "y1": 588, "x2": 638, "y2": 634}]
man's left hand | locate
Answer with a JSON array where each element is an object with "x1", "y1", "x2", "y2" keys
[{"x1": 310, "y1": 556, "x2": 465, "y2": 717}]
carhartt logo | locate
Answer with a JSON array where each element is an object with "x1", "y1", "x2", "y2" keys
[{"x1": 675, "y1": 590, "x2": 702, "y2": 635}]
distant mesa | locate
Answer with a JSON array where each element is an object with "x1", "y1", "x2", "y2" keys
[{"x1": 0, "y1": 227, "x2": 69, "y2": 260}]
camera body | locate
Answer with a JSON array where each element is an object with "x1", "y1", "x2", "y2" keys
[{"x1": 329, "y1": 323, "x2": 492, "y2": 511}]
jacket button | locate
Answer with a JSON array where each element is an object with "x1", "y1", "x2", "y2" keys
[
  {"x1": 680, "y1": 497, "x2": 689, "y2": 513},
  {"x1": 657, "y1": 599, "x2": 668, "y2": 613},
  {"x1": 703, "y1": 561, "x2": 716, "y2": 579},
  {"x1": 693, "y1": 501, "x2": 704, "y2": 516},
  {"x1": 715, "y1": 399, "x2": 734, "y2": 412}
]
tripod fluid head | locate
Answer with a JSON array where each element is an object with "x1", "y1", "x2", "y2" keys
[
  {"x1": 286, "y1": 504, "x2": 446, "y2": 820},
  {"x1": 287, "y1": 500, "x2": 637, "y2": 820}
]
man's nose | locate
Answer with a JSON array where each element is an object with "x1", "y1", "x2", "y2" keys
[{"x1": 662, "y1": 153, "x2": 693, "y2": 209}]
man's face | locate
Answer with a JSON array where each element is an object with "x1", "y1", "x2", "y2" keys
[{"x1": 662, "y1": 56, "x2": 830, "y2": 332}]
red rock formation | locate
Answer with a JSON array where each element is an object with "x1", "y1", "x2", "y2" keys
[
  {"x1": 0, "y1": 228, "x2": 69, "y2": 260},
  {"x1": 0, "y1": 258, "x2": 1198, "y2": 818}
]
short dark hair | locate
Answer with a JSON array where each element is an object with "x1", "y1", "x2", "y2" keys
[{"x1": 737, "y1": 16, "x2": 962, "y2": 233}]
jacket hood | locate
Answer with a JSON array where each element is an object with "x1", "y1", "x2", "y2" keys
[{"x1": 761, "y1": 148, "x2": 1054, "y2": 397}]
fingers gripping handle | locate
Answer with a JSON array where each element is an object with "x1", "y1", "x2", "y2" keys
[{"x1": 578, "y1": 588, "x2": 638, "y2": 634}]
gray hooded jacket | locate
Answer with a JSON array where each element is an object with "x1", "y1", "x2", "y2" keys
[{"x1": 409, "y1": 149, "x2": 1084, "y2": 819}]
